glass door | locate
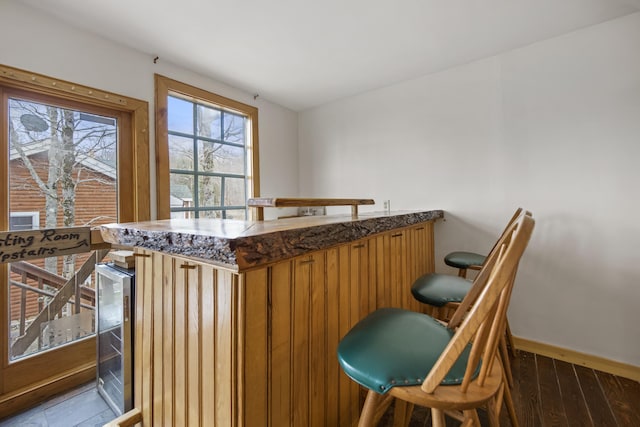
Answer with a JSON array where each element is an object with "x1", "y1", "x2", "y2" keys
[
  {"x1": 6, "y1": 95, "x2": 118, "y2": 362},
  {"x1": 96, "y1": 264, "x2": 134, "y2": 416},
  {"x1": 0, "y1": 65, "x2": 148, "y2": 418}
]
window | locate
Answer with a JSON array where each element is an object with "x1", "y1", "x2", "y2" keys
[
  {"x1": 9, "y1": 212, "x2": 39, "y2": 230},
  {"x1": 155, "y1": 75, "x2": 260, "y2": 220}
]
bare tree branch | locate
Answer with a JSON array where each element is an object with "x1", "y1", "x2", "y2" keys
[{"x1": 9, "y1": 120, "x2": 57, "y2": 200}]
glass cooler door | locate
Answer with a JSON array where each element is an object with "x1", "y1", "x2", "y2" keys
[{"x1": 96, "y1": 263, "x2": 134, "y2": 416}]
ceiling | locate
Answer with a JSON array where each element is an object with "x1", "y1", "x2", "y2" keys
[{"x1": 21, "y1": 0, "x2": 639, "y2": 111}]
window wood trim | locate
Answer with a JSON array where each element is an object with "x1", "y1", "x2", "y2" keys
[
  {"x1": 155, "y1": 74, "x2": 261, "y2": 220},
  {"x1": 0, "y1": 64, "x2": 150, "y2": 223}
]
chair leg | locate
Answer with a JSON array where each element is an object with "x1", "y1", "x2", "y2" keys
[
  {"x1": 486, "y1": 396, "x2": 500, "y2": 427},
  {"x1": 431, "y1": 408, "x2": 446, "y2": 427},
  {"x1": 462, "y1": 409, "x2": 481, "y2": 427},
  {"x1": 460, "y1": 419, "x2": 475, "y2": 427},
  {"x1": 506, "y1": 319, "x2": 517, "y2": 357},
  {"x1": 503, "y1": 376, "x2": 520, "y2": 427},
  {"x1": 359, "y1": 390, "x2": 385, "y2": 427},
  {"x1": 392, "y1": 400, "x2": 414, "y2": 427},
  {"x1": 499, "y1": 335, "x2": 514, "y2": 388},
  {"x1": 373, "y1": 394, "x2": 395, "y2": 426}
]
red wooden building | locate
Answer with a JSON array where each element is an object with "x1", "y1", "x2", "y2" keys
[{"x1": 8, "y1": 141, "x2": 117, "y2": 325}]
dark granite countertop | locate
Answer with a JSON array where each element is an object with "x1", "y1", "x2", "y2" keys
[{"x1": 98, "y1": 209, "x2": 443, "y2": 271}]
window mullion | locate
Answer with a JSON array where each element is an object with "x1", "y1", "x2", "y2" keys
[
  {"x1": 220, "y1": 176, "x2": 226, "y2": 218},
  {"x1": 192, "y1": 102, "x2": 199, "y2": 218}
]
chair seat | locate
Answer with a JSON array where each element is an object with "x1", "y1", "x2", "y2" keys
[
  {"x1": 337, "y1": 308, "x2": 479, "y2": 394},
  {"x1": 411, "y1": 274, "x2": 472, "y2": 307},
  {"x1": 389, "y1": 356, "x2": 504, "y2": 409},
  {"x1": 444, "y1": 251, "x2": 486, "y2": 269}
]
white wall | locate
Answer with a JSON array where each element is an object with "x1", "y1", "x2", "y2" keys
[
  {"x1": 0, "y1": 1, "x2": 299, "y2": 219},
  {"x1": 299, "y1": 13, "x2": 640, "y2": 366}
]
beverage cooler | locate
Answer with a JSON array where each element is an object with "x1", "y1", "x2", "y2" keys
[{"x1": 95, "y1": 262, "x2": 135, "y2": 416}]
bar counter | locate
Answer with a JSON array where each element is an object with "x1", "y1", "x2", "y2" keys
[
  {"x1": 99, "y1": 209, "x2": 443, "y2": 271},
  {"x1": 99, "y1": 209, "x2": 443, "y2": 427}
]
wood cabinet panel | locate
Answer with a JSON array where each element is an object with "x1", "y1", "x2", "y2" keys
[
  {"x1": 408, "y1": 222, "x2": 435, "y2": 314},
  {"x1": 325, "y1": 247, "x2": 341, "y2": 425},
  {"x1": 373, "y1": 232, "x2": 391, "y2": 309},
  {"x1": 134, "y1": 250, "x2": 239, "y2": 427},
  {"x1": 390, "y1": 229, "x2": 407, "y2": 309},
  {"x1": 241, "y1": 268, "x2": 268, "y2": 427},
  {"x1": 171, "y1": 253, "x2": 186, "y2": 425},
  {"x1": 291, "y1": 255, "x2": 311, "y2": 426},
  {"x1": 269, "y1": 261, "x2": 293, "y2": 426},
  {"x1": 200, "y1": 269, "x2": 218, "y2": 425},
  {"x1": 309, "y1": 254, "x2": 327, "y2": 427}
]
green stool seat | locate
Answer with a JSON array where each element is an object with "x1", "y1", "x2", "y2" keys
[
  {"x1": 444, "y1": 251, "x2": 486, "y2": 270},
  {"x1": 337, "y1": 307, "x2": 479, "y2": 394},
  {"x1": 411, "y1": 274, "x2": 472, "y2": 307}
]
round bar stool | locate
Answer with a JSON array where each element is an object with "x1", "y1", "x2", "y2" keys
[
  {"x1": 411, "y1": 273, "x2": 471, "y2": 313},
  {"x1": 444, "y1": 251, "x2": 485, "y2": 278},
  {"x1": 445, "y1": 208, "x2": 524, "y2": 279}
]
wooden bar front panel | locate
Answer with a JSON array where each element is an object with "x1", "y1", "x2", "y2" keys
[
  {"x1": 135, "y1": 251, "x2": 239, "y2": 426},
  {"x1": 132, "y1": 221, "x2": 435, "y2": 426}
]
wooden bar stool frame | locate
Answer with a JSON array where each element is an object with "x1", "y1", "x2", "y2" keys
[
  {"x1": 349, "y1": 214, "x2": 534, "y2": 427},
  {"x1": 443, "y1": 208, "x2": 527, "y2": 357}
]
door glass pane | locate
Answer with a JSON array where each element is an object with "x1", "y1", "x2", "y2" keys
[
  {"x1": 197, "y1": 141, "x2": 245, "y2": 175},
  {"x1": 168, "y1": 96, "x2": 193, "y2": 134},
  {"x1": 225, "y1": 209, "x2": 246, "y2": 220},
  {"x1": 170, "y1": 210, "x2": 195, "y2": 219},
  {"x1": 168, "y1": 135, "x2": 194, "y2": 171},
  {"x1": 169, "y1": 173, "x2": 194, "y2": 211},
  {"x1": 222, "y1": 112, "x2": 245, "y2": 144},
  {"x1": 198, "y1": 176, "x2": 222, "y2": 207},
  {"x1": 199, "y1": 210, "x2": 222, "y2": 219},
  {"x1": 196, "y1": 105, "x2": 221, "y2": 140},
  {"x1": 224, "y1": 177, "x2": 246, "y2": 207},
  {"x1": 7, "y1": 98, "x2": 118, "y2": 361}
]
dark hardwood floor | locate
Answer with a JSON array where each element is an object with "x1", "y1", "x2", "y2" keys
[{"x1": 380, "y1": 351, "x2": 640, "y2": 427}]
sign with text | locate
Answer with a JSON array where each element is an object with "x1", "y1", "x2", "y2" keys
[{"x1": 0, "y1": 227, "x2": 91, "y2": 264}]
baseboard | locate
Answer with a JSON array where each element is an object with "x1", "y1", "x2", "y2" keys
[
  {"x1": 513, "y1": 336, "x2": 640, "y2": 382},
  {"x1": 0, "y1": 362, "x2": 96, "y2": 419}
]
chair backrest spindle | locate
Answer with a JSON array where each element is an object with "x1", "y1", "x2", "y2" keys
[{"x1": 420, "y1": 214, "x2": 534, "y2": 395}]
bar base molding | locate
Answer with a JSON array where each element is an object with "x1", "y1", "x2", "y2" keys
[
  {"x1": 0, "y1": 361, "x2": 96, "y2": 419},
  {"x1": 512, "y1": 336, "x2": 640, "y2": 382}
]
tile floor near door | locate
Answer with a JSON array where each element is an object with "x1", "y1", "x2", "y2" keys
[{"x1": 0, "y1": 382, "x2": 116, "y2": 427}]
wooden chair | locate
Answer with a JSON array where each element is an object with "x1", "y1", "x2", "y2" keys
[
  {"x1": 412, "y1": 208, "x2": 527, "y2": 360},
  {"x1": 337, "y1": 213, "x2": 534, "y2": 427},
  {"x1": 444, "y1": 208, "x2": 523, "y2": 279}
]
